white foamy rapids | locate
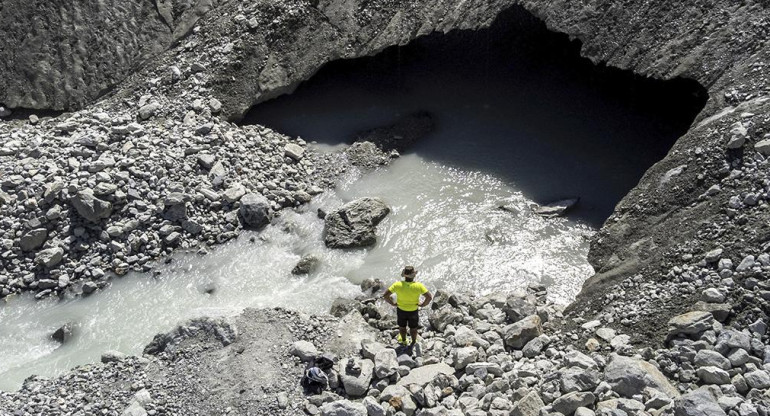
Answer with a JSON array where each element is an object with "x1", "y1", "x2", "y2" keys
[{"x1": 0, "y1": 151, "x2": 593, "y2": 391}]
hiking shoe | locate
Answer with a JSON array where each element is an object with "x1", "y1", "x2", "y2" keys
[{"x1": 396, "y1": 334, "x2": 409, "y2": 346}]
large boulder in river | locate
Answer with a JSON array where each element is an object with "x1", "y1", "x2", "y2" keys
[
  {"x1": 604, "y1": 354, "x2": 679, "y2": 398},
  {"x1": 70, "y1": 189, "x2": 112, "y2": 222},
  {"x1": 51, "y1": 322, "x2": 74, "y2": 343},
  {"x1": 324, "y1": 198, "x2": 390, "y2": 248},
  {"x1": 238, "y1": 193, "x2": 271, "y2": 229}
]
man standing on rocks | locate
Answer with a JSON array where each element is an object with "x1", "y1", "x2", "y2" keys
[{"x1": 382, "y1": 266, "x2": 432, "y2": 348}]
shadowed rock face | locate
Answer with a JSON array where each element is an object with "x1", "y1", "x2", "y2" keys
[{"x1": 0, "y1": 0, "x2": 218, "y2": 110}]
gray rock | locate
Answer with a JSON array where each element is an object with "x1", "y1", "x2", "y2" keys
[
  {"x1": 320, "y1": 400, "x2": 367, "y2": 416},
  {"x1": 397, "y1": 363, "x2": 454, "y2": 387},
  {"x1": 36, "y1": 247, "x2": 64, "y2": 268},
  {"x1": 133, "y1": 389, "x2": 152, "y2": 407},
  {"x1": 82, "y1": 281, "x2": 98, "y2": 294},
  {"x1": 138, "y1": 102, "x2": 161, "y2": 120},
  {"x1": 704, "y1": 248, "x2": 723, "y2": 262},
  {"x1": 503, "y1": 294, "x2": 537, "y2": 323},
  {"x1": 324, "y1": 198, "x2": 390, "y2": 248},
  {"x1": 511, "y1": 390, "x2": 544, "y2": 416},
  {"x1": 522, "y1": 335, "x2": 548, "y2": 358},
  {"x1": 754, "y1": 139, "x2": 770, "y2": 156},
  {"x1": 717, "y1": 329, "x2": 751, "y2": 351},
  {"x1": 574, "y1": 408, "x2": 595, "y2": 416},
  {"x1": 503, "y1": 315, "x2": 542, "y2": 349},
  {"x1": 330, "y1": 298, "x2": 360, "y2": 318},
  {"x1": 560, "y1": 367, "x2": 601, "y2": 393},
  {"x1": 292, "y1": 255, "x2": 321, "y2": 275},
  {"x1": 701, "y1": 288, "x2": 725, "y2": 303},
  {"x1": 285, "y1": 143, "x2": 305, "y2": 160},
  {"x1": 673, "y1": 388, "x2": 726, "y2": 416},
  {"x1": 453, "y1": 326, "x2": 489, "y2": 348},
  {"x1": 197, "y1": 154, "x2": 216, "y2": 170},
  {"x1": 70, "y1": 189, "x2": 112, "y2": 222},
  {"x1": 694, "y1": 349, "x2": 730, "y2": 370},
  {"x1": 374, "y1": 349, "x2": 398, "y2": 379},
  {"x1": 290, "y1": 340, "x2": 318, "y2": 362},
  {"x1": 429, "y1": 305, "x2": 464, "y2": 332},
  {"x1": 361, "y1": 340, "x2": 387, "y2": 360},
  {"x1": 604, "y1": 354, "x2": 679, "y2": 398},
  {"x1": 726, "y1": 122, "x2": 747, "y2": 149},
  {"x1": 209, "y1": 98, "x2": 222, "y2": 113},
  {"x1": 51, "y1": 322, "x2": 74, "y2": 343},
  {"x1": 668, "y1": 311, "x2": 714, "y2": 337},
  {"x1": 339, "y1": 358, "x2": 374, "y2": 397},
  {"x1": 564, "y1": 350, "x2": 598, "y2": 369},
  {"x1": 363, "y1": 396, "x2": 385, "y2": 416},
  {"x1": 19, "y1": 228, "x2": 47, "y2": 251},
  {"x1": 238, "y1": 193, "x2": 272, "y2": 229},
  {"x1": 453, "y1": 346, "x2": 478, "y2": 370},
  {"x1": 696, "y1": 366, "x2": 730, "y2": 385},
  {"x1": 551, "y1": 392, "x2": 595, "y2": 415},
  {"x1": 744, "y1": 370, "x2": 770, "y2": 389},
  {"x1": 533, "y1": 197, "x2": 580, "y2": 217},
  {"x1": 223, "y1": 183, "x2": 246, "y2": 203},
  {"x1": 121, "y1": 402, "x2": 147, "y2": 416},
  {"x1": 101, "y1": 350, "x2": 127, "y2": 363},
  {"x1": 163, "y1": 193, "x2": 188, "y2": 222}
]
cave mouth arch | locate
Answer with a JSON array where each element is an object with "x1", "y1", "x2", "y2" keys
[{"x1": 241, "y1": 5, "x2": 708, "y2": 226}]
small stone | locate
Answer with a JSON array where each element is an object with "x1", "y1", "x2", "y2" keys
[
  {"x1": 36, "y1": 247, "x2": 64, "y2": 268},
  {"x1": 209, "y1": 98, "x2": 222, "y2": 113},
  {"x1": 754, "y1": 138, "x2": 770, "y2": 156},
  {"x1": 284, "y1": 143, "x2": 305, "y2": 160},
  {"x1": 138, "y1": 102, "x2": 161, "y2": 120}
]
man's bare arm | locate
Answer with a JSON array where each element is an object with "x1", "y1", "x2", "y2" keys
[
  {"x1": 420, "y1": 292, "x2": 433, "y2": 307},
  {"x1": 383, "y1": 289, "x2": 397, "y2": 306}
]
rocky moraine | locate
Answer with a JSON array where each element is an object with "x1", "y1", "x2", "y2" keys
[{"x1": 1, "y1": 0, "x2": 770, "y2": 415}]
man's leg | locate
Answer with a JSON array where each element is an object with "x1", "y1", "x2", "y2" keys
[
  {"x1": 396, "y1": 308, "x2": 408, "y2": 345},
  {"x1": 409, "y1": 311, "x2": 419, "y2": 345}
]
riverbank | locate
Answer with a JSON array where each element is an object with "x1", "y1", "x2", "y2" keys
[{"x1": 2, "y1": 281, "x2": 768, "y2": 415}]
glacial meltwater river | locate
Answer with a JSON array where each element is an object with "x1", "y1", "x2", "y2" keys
[
  {"x1": 0, "y1": 155, "x2": 594, "y2": 390},
  {"x1": 0, "y1": 10, "x2": 705, "y2": 390}
]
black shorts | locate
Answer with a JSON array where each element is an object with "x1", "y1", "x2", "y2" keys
[{"x1": 397, "y1": 308, "x2": 420, "y2": 328}]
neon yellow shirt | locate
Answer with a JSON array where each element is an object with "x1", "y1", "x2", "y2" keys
[{"x1": 389, "y1": 281, "x2": 428, "y2": 312}]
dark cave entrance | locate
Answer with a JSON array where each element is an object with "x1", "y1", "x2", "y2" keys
[{"x1": 241, "y1": 6, "x2": 708, "y2": 226}]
